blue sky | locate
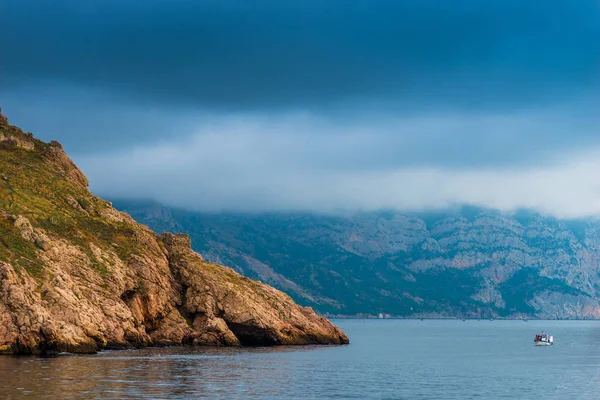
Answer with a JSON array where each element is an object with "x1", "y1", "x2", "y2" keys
[{"x1": 1, "y1": 1, "x2": 600, "y2": 215}]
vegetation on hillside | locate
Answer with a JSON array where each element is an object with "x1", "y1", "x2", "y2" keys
[{"x1": 0, "y1": 112, "x2": 145, "y2": 280}]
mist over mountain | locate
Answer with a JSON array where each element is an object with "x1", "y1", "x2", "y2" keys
[
  {"x1": 114, "y1": 200, "x2": 600, "y2": 319},
  {"x1": 4, "y1": 1, "x2": 600, "y2": 397}
]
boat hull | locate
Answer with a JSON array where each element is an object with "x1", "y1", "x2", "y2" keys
[{"x1": 534, "y1": 341, "x2": 553, "y2": 346}]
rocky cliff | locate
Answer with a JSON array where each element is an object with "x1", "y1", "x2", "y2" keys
[
  {"x1": 113, "y1": 202, "x2": 600, "y2": 319},
  {"x1": 0, "y1": 109, "x2": 347, "y2": 355}
]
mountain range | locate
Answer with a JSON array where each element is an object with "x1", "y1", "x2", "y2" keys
[{"x1": 113, "y1": 200, "x2": 600, "y2": 319}]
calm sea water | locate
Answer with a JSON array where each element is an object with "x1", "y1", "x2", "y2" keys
[{"x1": 2, "y1": 319, "x2": 600, "y2": 399}]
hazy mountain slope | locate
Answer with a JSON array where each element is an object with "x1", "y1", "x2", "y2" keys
[
  {"x1": 114, "y1": 201, "x2": 600, "y2": 319},
  {"x1": 0, "y1": 110, "x2": 347, "y2": 355}
]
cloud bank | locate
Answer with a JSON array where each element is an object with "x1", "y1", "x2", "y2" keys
[{"x1": 76, "y1": 110, "x2": 600, "y2": 218}]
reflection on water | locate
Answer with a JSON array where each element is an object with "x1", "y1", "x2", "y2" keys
[{"x1": 2, "y1": 320, "x2": 600, "y2": 399}]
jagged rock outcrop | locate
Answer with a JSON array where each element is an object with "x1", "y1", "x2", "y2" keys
[
  {"x1": 0, "y1": 108, "x2": 35, "y2": 151},
  {"x1": 0, "y1": 109, "x2": 347, "y2": 354},
  {"x1": 162, "y1": 233, "x2": 348, "y2": 345}
]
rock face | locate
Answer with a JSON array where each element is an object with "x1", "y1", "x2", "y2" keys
[
  {"x1": 114, "y1": 202, "x2": 600, "y2": 319},
  {"x1": 0, "y1": 110, "x2": 347, "y2": 355}
]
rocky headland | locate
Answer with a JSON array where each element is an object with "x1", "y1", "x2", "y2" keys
[{"x1": 0, "y1": 109, "x2": 348, "y2": 355}]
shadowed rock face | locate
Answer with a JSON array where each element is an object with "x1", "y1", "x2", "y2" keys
[{"x1": 0, "y1": 110, "x2": 348, "y2": 355}]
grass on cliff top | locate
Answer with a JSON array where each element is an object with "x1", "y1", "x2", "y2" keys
[
  {"x1": 174, "y1": 248, "x2": 267, "y2": 296},
  {"x1": 0, "y1": 218, "x2": 45, "y2": 279},
  {"x1": 0, "y1": 132, "x2": 144, "y2": 280}
]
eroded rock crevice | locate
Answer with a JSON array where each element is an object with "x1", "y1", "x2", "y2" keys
[{"x1": 225, "y1": 322, "x2": 281, "y2": 346}]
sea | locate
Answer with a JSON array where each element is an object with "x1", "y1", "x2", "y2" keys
[{"x1": 2, "y1": 319, "x2": 600, "y2": 399}]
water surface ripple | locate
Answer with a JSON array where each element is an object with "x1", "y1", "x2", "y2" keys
[{"x1": 2, "y1": 320, "x2": 600, "y2": 399}]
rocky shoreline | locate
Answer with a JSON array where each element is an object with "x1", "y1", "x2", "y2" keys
[{"x1": 0, "y1": 109, "x2": 348, "y2": 355}]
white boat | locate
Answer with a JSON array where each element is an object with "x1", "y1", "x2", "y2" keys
[{"x1": 534, "y1": 332, "x2": 554, "y2": 346}]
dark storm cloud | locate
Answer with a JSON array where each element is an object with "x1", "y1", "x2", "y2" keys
[{"x1": 2, "y1": 0, "x2": 599, "y2": 111}]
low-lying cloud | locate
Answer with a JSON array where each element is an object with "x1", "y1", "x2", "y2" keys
[{"x1": 75, "y1": 110, "x2": 600, "y2": 218}]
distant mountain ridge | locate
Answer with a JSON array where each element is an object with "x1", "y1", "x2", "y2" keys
[{"x1": 114, "y1": 200, "x2": 600, "y2": 319}]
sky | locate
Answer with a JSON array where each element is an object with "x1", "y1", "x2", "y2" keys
[{"x1": 1, "y1": 0, "x2": 600, "y2": 217}]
